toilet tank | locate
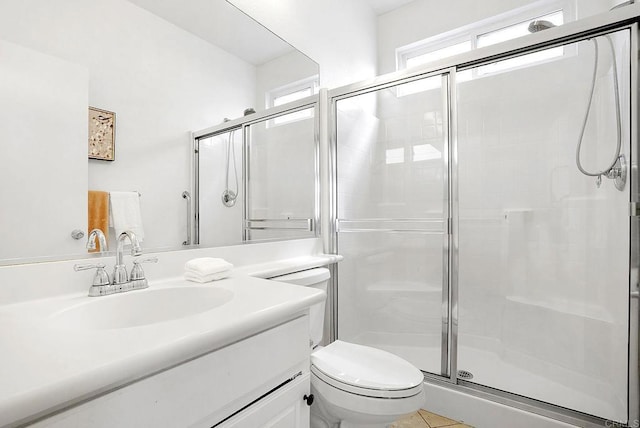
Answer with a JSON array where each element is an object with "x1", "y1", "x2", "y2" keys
[{"x1": 269, "y1": 268, "x2": 330, "y2": 347}]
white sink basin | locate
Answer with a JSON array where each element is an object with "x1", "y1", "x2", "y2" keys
[{"x1": 51, "y1": 286, "x2": 234, "y2": 330}]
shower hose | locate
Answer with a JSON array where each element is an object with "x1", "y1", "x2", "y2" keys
[{"x1": 575, "y1": 35, "x2": 622, "y2": 180}]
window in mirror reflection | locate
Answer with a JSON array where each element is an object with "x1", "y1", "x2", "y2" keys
[{"x1": 267, "y1": 75, "x2": 319, "y2": 126}]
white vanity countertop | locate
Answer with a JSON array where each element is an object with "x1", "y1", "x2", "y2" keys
[{"x1": 0, "y1": 272, "x2": 325, "y2": 427}]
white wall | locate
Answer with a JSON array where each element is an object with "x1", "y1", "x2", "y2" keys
[
  {"x1": 0, "y1": 40, "x2": 88, "y2": 261},
  {"x1": 0, "y1": 0, "x2": 256, "y2": 253},
  {"x1": 256, "y1": 51, "x2": 319, "y2": 110},
  {"x1": 229, "y1": 0, "x2": 378, "y2": 89}
]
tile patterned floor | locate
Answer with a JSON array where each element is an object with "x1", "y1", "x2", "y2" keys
[{"x1": 391, "y1": 409, "x2": 474, "y2": 428}]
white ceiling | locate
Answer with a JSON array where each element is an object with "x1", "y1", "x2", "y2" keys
[
  {"x1": 365, "y1": 0, "x2": 417, "y2": 15},
  {"x1": 126, "y1": 0, "x2": 294, "y2": 65}
]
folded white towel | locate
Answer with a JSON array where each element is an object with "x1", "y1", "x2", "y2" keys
[
  {"x1": 185, "y1": 258, "x2": 233, "y2": 275},
  {"x1": 184, "y1": 270, "x2": 231, "y2": 283},
  {"x1": 109, "y1": 191, "x2": 144, "y2": 241}
]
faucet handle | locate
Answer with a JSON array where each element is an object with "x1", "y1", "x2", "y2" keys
[
  {"x1": 74, "y1": 263, "x2": 111, "y2": 287},
  {"x1": 131, "y1": 257, "x2": 158, "y2": 279},
  {"x1": 135, "y1": 256, "x2": 159, "y2": 264},
  {"x1": 130, "y1": 257, "x2": 158, "y2": 290}
]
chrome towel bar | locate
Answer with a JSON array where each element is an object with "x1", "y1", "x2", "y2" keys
[{"x1": 182, "y1": 191, "x2": 192, "y2": 245}]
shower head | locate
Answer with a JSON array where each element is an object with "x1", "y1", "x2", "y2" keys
[{"x1": 528, "y1": 20, "x2": 556, "y2": 33}]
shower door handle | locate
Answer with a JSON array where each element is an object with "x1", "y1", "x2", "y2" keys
[{"x1": 631, "y1": 291, "x2": 639, "y2": 299}]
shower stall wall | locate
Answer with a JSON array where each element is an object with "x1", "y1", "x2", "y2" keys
[{"x1": 330, "y1": 22, "x2": 636, "y2": 426}]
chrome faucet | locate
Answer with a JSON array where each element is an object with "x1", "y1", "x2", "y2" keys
[
  {"x1": 113, "y1": 230, "x2": 143, "y2": 286},
  {"x1": 86, "y1": 228, "x2": 108, "y2": 252},
  {"x1": 74, "y1": 230, "x2": 156, "y2": 297}
]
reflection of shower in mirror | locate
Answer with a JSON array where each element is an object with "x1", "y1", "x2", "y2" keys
[{"x1": 221, "y1": 126, "x2": 238, "y2": 208}]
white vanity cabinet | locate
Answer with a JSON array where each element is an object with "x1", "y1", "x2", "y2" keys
[
  {"x1": 31, "y1": 315, "x2": 311, "y2": 428},
  {"x1": 218, "y1": 373, "x2": 310, "y2": 428}
]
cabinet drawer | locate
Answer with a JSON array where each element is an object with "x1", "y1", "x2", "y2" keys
[{"x1": 217, "y1": 373, "x2": 310, "y2": 428}]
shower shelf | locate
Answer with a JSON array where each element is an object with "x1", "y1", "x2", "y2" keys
[
  {"x1": 505, "y1": 295, "x2": 615, "y2": 324},
  {"x1": 366, "y1": 281, "x2": 441, "y2": 294}
]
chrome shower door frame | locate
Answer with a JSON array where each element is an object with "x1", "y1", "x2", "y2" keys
[{"x1": 628, "y1": 20, "x2": 639, "y2": 428}]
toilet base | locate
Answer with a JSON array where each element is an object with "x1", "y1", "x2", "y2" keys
[{"x1": 310, "y1": 374, "x2": 423, "y2": 428}]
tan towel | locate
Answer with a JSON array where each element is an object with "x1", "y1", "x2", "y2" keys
[{"x1": 88, "y1": 190, "x2": 109, "y2": 252}]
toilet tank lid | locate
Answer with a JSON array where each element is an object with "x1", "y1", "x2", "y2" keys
[
  {"x1": 270, "y1": 267, "x2": 330, "y2": 285},
  {"x1": 311, "y1": 340, "x2": 424, "y2": 391}
]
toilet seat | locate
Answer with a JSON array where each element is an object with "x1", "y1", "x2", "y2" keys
[{"x1": 311, "y1": 340, "x2": 424, "y2": 399}]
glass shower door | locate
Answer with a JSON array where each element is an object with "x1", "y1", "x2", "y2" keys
[
  {"x1": 335, "y1": 74, "x2": 450, "y2": 375},
  {"x1": 245, "y1": 106, "x2": 317, "y2": 241},
  {"x1": 455, "y1": 30, "x2": 631, "y2": 421},
  {"x1": 197, "y1": 128, "x2": 244, "y2": 248}
]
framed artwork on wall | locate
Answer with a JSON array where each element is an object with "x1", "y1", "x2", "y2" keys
[{"x1": 88, "y1": 107, "x2": 115, "y2": 161}]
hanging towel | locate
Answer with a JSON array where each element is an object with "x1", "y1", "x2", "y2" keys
[
  {"x1": 88, "y1": 190, "x2": 109, "y2": 253},
  {"x1": 109, "y1": 191, "x2": 144, "y2": 241}
]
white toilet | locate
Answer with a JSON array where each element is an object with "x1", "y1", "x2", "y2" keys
[{"x1": 270, "y1": 267, "x2": 425, "y2": 428}]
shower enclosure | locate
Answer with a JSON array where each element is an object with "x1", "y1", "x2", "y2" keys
[{"x1": 330, "y1": 23, "x2": 637, "y2": 426}]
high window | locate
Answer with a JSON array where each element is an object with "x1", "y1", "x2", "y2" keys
[{"x1": 396, "y1": 2, "x2": 572, "y2": 96}]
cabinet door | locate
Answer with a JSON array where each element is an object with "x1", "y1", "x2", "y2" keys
[
  {"x1": 218, "y1": 374, "x2": 310, "y2": 428},
  {"x1": 30, "y1": 317, "x2": 309, "y2": 428}
]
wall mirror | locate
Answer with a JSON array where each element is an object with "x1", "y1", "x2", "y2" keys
[{"x1": 0, "y1": 0, "x2": 319, "y2": 266}]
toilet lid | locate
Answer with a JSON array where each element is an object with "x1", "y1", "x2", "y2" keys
[{"x1": 311, "y1": 341, "x2": 424, "y2": 398}]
